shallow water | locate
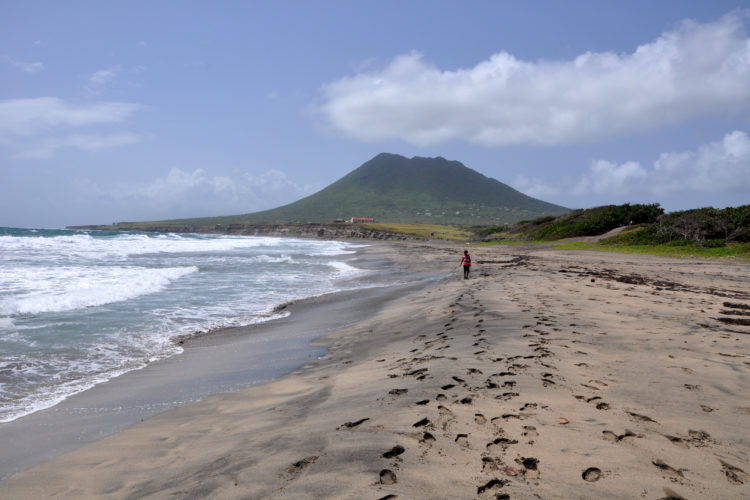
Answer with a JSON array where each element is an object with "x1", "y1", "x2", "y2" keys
[{"x1": 0, "y1": 228, "x2": 372, "y2": 422}]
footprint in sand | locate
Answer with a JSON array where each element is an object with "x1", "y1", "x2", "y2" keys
[
  {"x1": 627, "y1": 411, "x2": 658, "y2": 423},
  {"x1": 582, "y1": 467, "x2": 602, "y2": 482},
  {"x1": 517, "y1": 457, "x2": 540, "y2": 478},
  {"x1": 522, "y1": 426, "x2": 539, "y2": 442},
  {"x1": 602, "y1": 430, "x2": 639, "y2": 443},
  {"x1": 655, "y1": 488, "x2": 687, "y2": 500},
  {"x1": 520, "y1": 403, "x2": 537, "y2": 412},
  {"x1": 496, "y1": 393, "x2": 519, "y2": 402},
  {"x1": 486, "y1": 437, "x2": 518, "y2": 452},
  {"x1": 687, "y1": 429, "x2": 712, "y2": 447},
  {"x1": 382, "y1": 445, "x2": 405, "y2": 459},
  {"x1": 665, "y1": 435, "x2": 690, "y2": 449},
  {"x1": 413, "y1": 418, "x2": 431, "y2": 428},
  {"x1": 474, "y1": 413, "x2": 487, "y2": 425},
  {"x1": 337, "y1": 418, "x2": 370, "y2": 430},
  {"x1": 653, "y1": 460, "x2": 684, "y2": 477},
  {"x1": 421, "y1": 432, "x2": 436, "y2": 444},
  {"x1": 379, "y1": 469, "x2": 397, "y2": 485},
  {"x1": 482, "y1": 457, "x2": 499, "y2": 472},
  {"x1": 720, "y1": 460, "x2": 749, "y2": 485},
  {"x1": 286, "y1": 456, "x2": 318, "y2": 480},
  {"x1": 455, "y1": 434, "x2": 470, "y2": 447},
  {"x1": 477, "y1": 478, "x2": 508, "y2": 496},
  {"x1": 438, "y1": 405, "x2": 453, "y2": 416}
]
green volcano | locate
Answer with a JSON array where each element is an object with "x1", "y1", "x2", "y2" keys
[{"x1": 231, "y1": 153, "x2": 567, "y2": 225}]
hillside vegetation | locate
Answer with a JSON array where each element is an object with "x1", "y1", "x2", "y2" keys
[
  {"x1": 483, "y1": 203, "x2": 664, "y2": 241},
  {"x1": 239, "y1": 153, "x2": 569, "y2": 225},
  {"x1": 602, "y1": 205, "x2": 750, "y2": 246},
  {"x1": 479, "y1": 203, "x2": 750, "y2": 258}
]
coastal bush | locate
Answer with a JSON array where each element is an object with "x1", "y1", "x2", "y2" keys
[
  {"x1": 729, "y1": 228, "x2": 750, "y2": 242},
  {"x1": 470, "y1": 204, "x2": 750, "y2": 248},
  {"x1": 508, "y1": 203, "x2": 664, "y2": 241},
  {"x1": 655, "y1": 205, "x2": 750, "y2": 243}
]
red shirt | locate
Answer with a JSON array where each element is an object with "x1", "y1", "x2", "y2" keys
[{"x1": 461, "y1": 254, "x2": 471, "y2": 266}]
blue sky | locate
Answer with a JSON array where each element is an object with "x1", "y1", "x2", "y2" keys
[{"x1": 1, "y1": 1, "x2": 749, "y2": 228}]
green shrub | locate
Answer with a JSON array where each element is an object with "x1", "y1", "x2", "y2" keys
[
  {"x1": 657, "y1": 205, "x2": 750, "y2": 243},
  {"x1": 511, "y1": 203, "x2": 664, "y2": 240},
  {"x1": 698, "y1": 239, "x2": 727, "y2": 248}
]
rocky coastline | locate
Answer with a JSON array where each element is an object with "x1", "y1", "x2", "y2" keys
[{"x1": 68, "y1": 222, "x2": 416, "y2": 241}]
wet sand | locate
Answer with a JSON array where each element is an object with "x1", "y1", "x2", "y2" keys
[
  {"x1": 2, "y1": 242, "x2": 749, "y2": 499},
  {"x1": 0, "y1": 244, "x2": 437, "y2": 481}
]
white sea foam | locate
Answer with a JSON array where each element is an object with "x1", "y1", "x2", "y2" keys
[
  {"x1": 309, "y1": 241, "x2": 366, "y2": 256},
  {"x1": 327, "y1": 260, "x2": 364, "y2": 276},
  {"x1": 0, "y1": 232, "x2": 288, "y2": 262},
  {"x1": 0, "y1": 265, "x2": 198, "y2": 315},
  {"x1": 250, "y1": 254, "x2": 295, "y2": 264},
  {"x1": 0, "y1": 229, "x2": 373, "y2": 423},
  {"x1": 0, "y1": 360, "x2": 153, "y2": 423}
]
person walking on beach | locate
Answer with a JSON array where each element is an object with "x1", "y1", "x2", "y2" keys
[{"x1": 460, "y1": 250, "x2": 471, "y2": 279}]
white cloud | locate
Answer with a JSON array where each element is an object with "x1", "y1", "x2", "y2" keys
[
  {"x1": 512, "y1": 130, "x2": 750, "y2": 206},
  {"x1": 319, "y1": 11, "x2": 750, "y2": 147},
  {"x1": 12, "y1": 133, "x2": 145, "y2": 159},
  {"x1": 74, "y1": 168, "x2": 317, "y2": 217},
  {"x1": 2, "y1": 55, "x2": 44, "y2": 73},
  {"x1": 0, "y1": 97, "x2": 146, "y2": 158},
  {"x1": 0, "y1": 97, "x2": 144, "y2": 137},
  {"x1": 577, "y1": 160, "x2": 649, "y2": 195},
  {"x1": 651, "y1": 130, "x2": 750, "y2": 194},
  {"x1": 512, "y1": 174, "x2": 564, "y2": 200},
  {"x1": 88, "y1": 68, "x2": 120, "y2": 85}
]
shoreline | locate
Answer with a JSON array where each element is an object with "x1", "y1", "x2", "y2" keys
[
  {"x1": 2, "y1": 242, "x2": 750, "y2": 498},
  {"x1": 0, "y1": 242, "x2": 443, "y2": 480}
]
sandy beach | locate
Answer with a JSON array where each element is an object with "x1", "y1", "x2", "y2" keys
[{"x1": 2, "y1": 242, "x2": 750, "y2": 499}]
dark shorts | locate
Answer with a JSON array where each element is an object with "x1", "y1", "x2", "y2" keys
[{"x1": 463, "y1": 265, "x2": 470, "y2": 271}]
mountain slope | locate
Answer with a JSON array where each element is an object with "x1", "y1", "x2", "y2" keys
[
  {"x1": 232, "y1": 153, "x2": 567, "y2": 225},
  {"x1": 100, "y1": 153, "x2": 569, "y2": 228}
]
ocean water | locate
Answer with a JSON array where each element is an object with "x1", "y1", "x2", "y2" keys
[{"x1": 0, "y1": 228, "x2": 370, "y2": 423}]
